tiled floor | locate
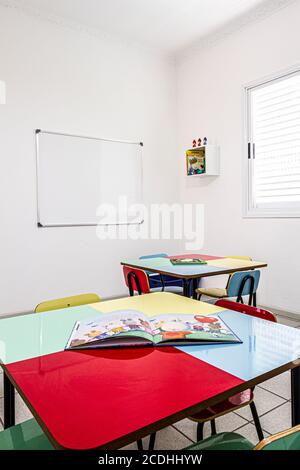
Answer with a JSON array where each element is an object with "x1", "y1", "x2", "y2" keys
[{"x1": 0, "y1": 313, "x2": 300, "y2": 450}]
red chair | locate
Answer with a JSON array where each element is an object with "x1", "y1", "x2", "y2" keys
[
  {"x1": 123, "y1": 266, "x2": 150, "y2": 296},
  {"x1": 215, "y1": 299, "x2": 277, "y2": 322}
]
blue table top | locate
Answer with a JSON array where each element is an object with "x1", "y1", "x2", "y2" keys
[{"x1": 177, "y1": 310, "x2": 300, "y2": 381}]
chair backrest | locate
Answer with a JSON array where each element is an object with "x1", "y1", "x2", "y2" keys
[
  {"x1": 255, "y1": 425, "x2": 300, "y2": 450},
  {"x1": 227, "y1": 270, "x2": 260, "y2": 299},
  {"x1": 215, "y1": 299, "x2": 277, "y2": 323},
  {"x1": 139, "y1": 253, "x2": 168, "y2": 259},
  {"x1": 123, "y1": 266, "x2": 150, "y2": 296},
  {"x1": 35, "y1": 293, "x2": 101, "y2": 313},
  {"x1": 225, "y1": 256, "x2": 252, "y2": 289}
]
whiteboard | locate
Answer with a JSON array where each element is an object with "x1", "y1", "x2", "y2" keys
[{"x1": 36, "y1": 130, "x2": 143, "y2": 227}]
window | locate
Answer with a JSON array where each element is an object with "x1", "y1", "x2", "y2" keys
[{"x1": 245, "y1": 69, "x2": 300, "y2": 217}]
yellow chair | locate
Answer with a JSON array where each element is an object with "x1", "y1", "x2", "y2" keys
[
  {"x1": 196, "y1": 256, "x2": 253, "y2": 302},
  {"x1": 35, "y1": 293, "x2": 101, "y2": 313}
]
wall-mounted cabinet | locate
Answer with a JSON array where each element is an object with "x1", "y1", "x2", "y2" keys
[{"x1": 186, "y1": 145, "x2": 220, "y2": 176}]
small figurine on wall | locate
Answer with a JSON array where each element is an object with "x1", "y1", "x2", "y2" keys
[
  {"x1": 198, "y1": 138, "x2": 202, "y2": 147},
  {"x1": 192, "y1": 139, "x2": 197, "y2": 148},
  {"x1": 203, "y1": 137, "x2": 208, "y2": 146}
]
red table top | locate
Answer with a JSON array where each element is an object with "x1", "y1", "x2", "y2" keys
[{"x1": 6, "y1": 347, "x2": 243, "y2": 450}]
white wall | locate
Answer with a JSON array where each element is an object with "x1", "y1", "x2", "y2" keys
[
  {"x1": 0, "y1": 6, "x2": 180, "y2": 314},
  {"x1": 177, "y1": 1, "x2": 300, "y2": 314}
]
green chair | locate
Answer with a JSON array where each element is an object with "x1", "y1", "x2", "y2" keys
[
  {"x1": 35, "y1": 293, "x2": 101, "y2": 313},
  {"x1": 186, "y1": 425, "x2": 300, "y2": 451},
  {"x1": 0, "y1": 419, "x2": 54, "y2": 449}
]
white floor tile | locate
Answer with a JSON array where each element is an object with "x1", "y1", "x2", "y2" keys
[
  {"x1": 276, "y1": 315, "x2": 300, "y2": 327},
  {"x1": 259, "y1": 402, "x2": 292, "y2": 435},
  {"x1": 234, "y1": 387, "x2": 286, "y2": 420},
  {"x1": 259, "y1": 371, "x2": 291, "y2": 400},
  {"x1": 234, "y1": 422, "x2": 270, "y2": 446},
  {"x1": 121, "y1": 426, "x2": 192, "y2": 451},
  {"x1": 173, "y1": 412, "x2": 248, "y2": 442}
]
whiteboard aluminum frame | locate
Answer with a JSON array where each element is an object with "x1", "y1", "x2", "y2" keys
[{"x1": 35, "y1": 129, "x2": 144, "y2": 228}]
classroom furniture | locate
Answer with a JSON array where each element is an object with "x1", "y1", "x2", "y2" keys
[
  {"x1": 1, "y1": 293, "x2": 299, "y2": 450},
  {"x1": 186, "y1": 425, "x2": 300, "y2": 451},
  {"x1": 0, "y1": 419, "x2": 53, "y2": 450},
  {"x1": 195, "y1": 255, "x2": 252, "y2": 302},
  {"x1": 146, "y1": 300, "x2": 276, "y2": 449},
  {"x1": 139, "y1": 254, "x2": 184, "y2": 293},
  {"x1": 215, "y1": 299, "x2": 277, "y2": 322},
  {"x1": 35, "y1": 129, "x2": 143, "y2": 227},
  {"x1": 35, "y1": 293, "x2": 101, "y2": 313},
  {"x1": 121, "y1": 254, "x2": 267, "y2": 298},
  {"x1": 196, "y1": 270, "x2": 260, "y2": 306},
  {"x1": 123, "y1": 266, "x2": 150, "y2": 296}
]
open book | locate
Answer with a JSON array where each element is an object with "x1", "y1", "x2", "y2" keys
[
  {"x1": 170, "y1": 258, "x2": 207, "y2": 265},
  {"x1": 65, "y1": 309, "x2": 242, "y2": 350}
]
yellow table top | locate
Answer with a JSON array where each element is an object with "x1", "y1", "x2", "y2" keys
[{"x1": 90, "y1": 292, "x2": 224, "y2": 317}]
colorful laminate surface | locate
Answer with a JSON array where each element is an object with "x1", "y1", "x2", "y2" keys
[
  {"x1": 5, "y1": 348, "x2": 244, "y2": 450},
  {"x1": 0, "y1": 293, "x2": 224, "y2": 364},
  {"x1": 121, "y1": 255, "x2": 267, "y2": 278},
  {"x1": 2, "y1": 292, "x2": 300, "y2": 451}
]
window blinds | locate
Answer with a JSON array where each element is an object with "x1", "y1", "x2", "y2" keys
[{"x1": 249, "y1": 72, "x2": 300, "y2": 213}]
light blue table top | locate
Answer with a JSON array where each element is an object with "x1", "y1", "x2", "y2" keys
[{"x1": 177, "y1": 311, "x2": 300, "y2": 381}]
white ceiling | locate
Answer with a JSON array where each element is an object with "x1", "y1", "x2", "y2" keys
[{"x1": 10, "y1": 0, "x2": 290, "y2": 55}]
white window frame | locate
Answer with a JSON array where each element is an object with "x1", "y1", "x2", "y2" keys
[{"x1": 243, "y1": 65, "x2": 300, "y2": 218}]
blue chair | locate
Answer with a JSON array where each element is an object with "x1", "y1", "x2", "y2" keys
[
  {"x1": 139, "y1": 254, "x2": 194, "y2": 295},
  {"x1": 196, "y1": 270, "x2": 260, "y2": 306}
]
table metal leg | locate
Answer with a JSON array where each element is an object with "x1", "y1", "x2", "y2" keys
[
  {"x1": 3, "y1": 372, "x2": 15, "y2": 429},
  {"x1": 183, "y1": 279, "x2": 189, "y2": 297},
  {"x1": 291, "y1": 366, "x2": 300, "y2": 426},
  {"x1": 192, "y1": 278, "x2": 198, "y2": 300}
]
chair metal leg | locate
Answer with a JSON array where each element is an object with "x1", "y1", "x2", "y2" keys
[
  {"x1": 197, "y1": 422, "x2": 204, "y2": 441},
  {"x1": 149, "y1": 433, "x2": 156, "y2": 451},
  {"x1": 253, "y1": 293, "x2": 257, "y2": 307},
  {"x1": 210, "y1": 419, "x2": 217, "y2": 435},
  {"x1": 137, "y1": 439, "x2": 143, "y2": 450},
  {"x1": 250, "y1": 401, "x2": 264, "y2": 441}
]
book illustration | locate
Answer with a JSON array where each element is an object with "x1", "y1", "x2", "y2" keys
[
  {"x1": 186, "y1": 148, "x2": 206, "y2": 175},
  {"x1": 66, "y1": 309, "x2": 241, "y2": 350},
  {"x1": 170, "y1": 257, "x2": 207, "y2": 265},
  {"x1": 67, "y1": 310, "x2": 154, "y2": 349}
]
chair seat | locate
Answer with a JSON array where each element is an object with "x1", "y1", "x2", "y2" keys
[
  {"x1": 186, "y1": 432, "x2": 254, "y2": 451},
  {"x1": 189, "y1": 389, "x2": 253, "y2": 422},
  {"x1": 195, "y1": 287, "x2": 228, "y2": 298},
  {"x1": 0, "y1": 419, "x2": 54, "y2": 450}
]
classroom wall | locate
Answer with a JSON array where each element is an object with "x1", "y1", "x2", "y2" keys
[
  {"x1": 0, "y1": 6, "x2": 180, "y2": 314},
  {"x1": 177, "y1": 0, "x2": 300, "y2": 314}
]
